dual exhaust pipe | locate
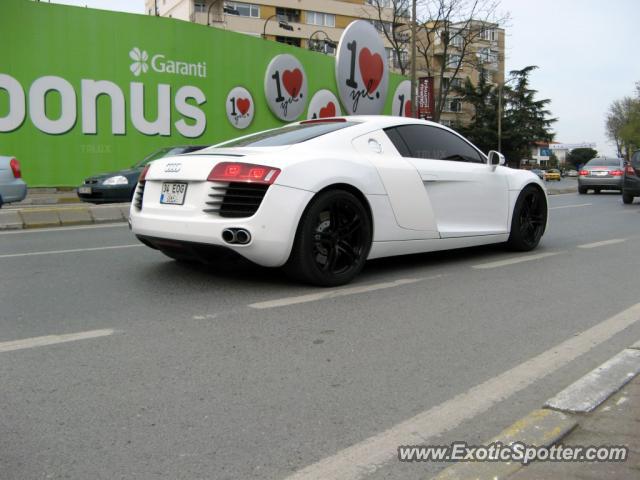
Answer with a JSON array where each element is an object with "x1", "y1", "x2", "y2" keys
[{"x1": 222, "y1": 228, "x2": 251, "y2": 245}]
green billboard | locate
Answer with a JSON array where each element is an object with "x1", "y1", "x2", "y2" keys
[{"x1": 0, "y1": 0, "x2": 405, "y2": 186}]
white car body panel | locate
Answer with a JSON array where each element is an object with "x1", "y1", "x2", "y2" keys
[{"x1": 130, "y1": 116, "x2": 547, "y2": 268}]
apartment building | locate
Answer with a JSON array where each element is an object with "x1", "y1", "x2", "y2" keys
[
  {"x1": 145, "y1": 0, "x2": 404, "y2": 58},
  {"x1": 415, "y1": 20, "x2": 505, "y2": 127}
]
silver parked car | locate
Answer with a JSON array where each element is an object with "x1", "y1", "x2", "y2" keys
[
  {"x1": 0, "y1": 155, "x2": 27, "y2": 207},
  {"x1": 578, "y1": 157, "x2": 625, "y2": 194}
]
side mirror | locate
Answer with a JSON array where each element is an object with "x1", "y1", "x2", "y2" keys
[{"x1": 487, "y1": 150, "x2": 506, "y2": 166}]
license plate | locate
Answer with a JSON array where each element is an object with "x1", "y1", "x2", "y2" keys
[
  {"x1": 78, "y1": 186, "x2": 91, "y2": 194},
  {"x1": 160, "y1": 182, "x2": 187, "y2": 205},
  {"x1": 593, "y1": 171, "x2": 607, "y2": 176}
]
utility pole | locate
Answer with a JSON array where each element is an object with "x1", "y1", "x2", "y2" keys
[
  {"x1": 498, "y1": 82, "x2": 502, "y2": 151},
  {"x1": 410, "y1": 0, "x2": 417, "y2": 118}
]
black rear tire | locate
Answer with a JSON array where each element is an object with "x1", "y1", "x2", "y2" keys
[
  {"x1": 622, "y1": 193, "x2": 634, "y2": 204},
  {"x1": 507, "y1": 185, "x2": 547, "y2": 251},
  {"x1": 578, "y1": 186, "x2": 587, "y2": 194},
  {"x1": 285, "y1": 190, "x2": 372, "y2": 287}
]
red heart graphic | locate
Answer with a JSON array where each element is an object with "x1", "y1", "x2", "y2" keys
[
  {"x1": 319, "y1": 102, "x2": 336, "y2": 118},
  {"x1": 282, "y1": 69, "x2": 303, "y2": 98},
  {"x1": 358, "y1": 48, "x2": 383, "y2": 94},
  {"x1": 236, "y1": 98, "x2": 250, "y2": 115},
  {"x1": 404, "y1": 100, "x2": 412, "y2": 117}
]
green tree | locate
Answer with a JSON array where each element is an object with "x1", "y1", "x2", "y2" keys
[
  {"x1": 455, "y1": 70, "x2": 497, "y2": 153},
  {"x1": 455, "y1": 65, "x2": 555, "y2": 168},
  {"x1": 501, "y1": 66, "x2": 556, "y2": 167},
  {"x1": 606, "y1": 82, "x2": 640, "y2": 159},
  {"x1": 566, "y1": 148, "x2": 597, "y2": 169}
]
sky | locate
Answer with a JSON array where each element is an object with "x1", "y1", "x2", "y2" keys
[{"x1": 43, "y1": 0, "x2": 640, "y2": 156}]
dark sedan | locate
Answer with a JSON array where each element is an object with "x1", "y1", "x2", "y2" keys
[
  {"x1": 622, "y1": 150, "x2": 640, "y2": 204},
  {"x1": 577, "y1": 157, "x2": 625, "y2": 194},
  {"x1": 77, "y1": 146, "x2": 207, "y2": 203}
]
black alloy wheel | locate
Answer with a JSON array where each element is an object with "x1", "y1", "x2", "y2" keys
[
  {"x1": 507, "y1": 185, "x2": 547, "y2": 251},
  {"x1": 285, "y1": 190, "x2": 372, "y2": 286}
]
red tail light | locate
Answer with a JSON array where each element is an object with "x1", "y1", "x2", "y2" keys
[
  {"x1": 625, "y1": 164, "x2": 637, "y2": 176},
  {"x1": 139, "y1": 164, "x2": 150, "y2": 182},
  {"x1": 579, "y1": 170, "x2": 588, "y2": 176},
  {"x1": 610, "y1": 169, "x2": 623, "y2": 176},
  {"x1": 207, "y1": 162, "x2": 281, "y2": 185},
  {"x1": 9, "y1": 158, "x2": 21, "y2": 178}
]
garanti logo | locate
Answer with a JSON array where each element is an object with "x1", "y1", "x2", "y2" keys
[
  {"x1": 129, "y1": 47, "x2": 207, "y2": 78},
  {"x1": 129, "y1": 48, "x2": 149, "y2": 77}
]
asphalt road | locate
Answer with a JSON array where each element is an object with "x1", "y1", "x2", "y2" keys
[{"x1": 1, "y1": 191, "x2": 639, "y2": 480}]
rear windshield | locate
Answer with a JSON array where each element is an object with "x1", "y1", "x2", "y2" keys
[
  {"x1": 214, "y1": 121, "x2": 358, "y2": 148},
  {"x1": 632, "y1": 151, "x2": 640, "y2": 166},
  {"x1": 134, "y1": 146, "x2": 205, "y2": 167},
  {"x1": 586, "y1": 158, "x2": 621, "y2": 167}
]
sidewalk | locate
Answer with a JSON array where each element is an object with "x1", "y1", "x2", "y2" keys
[{"x1": 510, "y1": 374, "x2": 640, "y2": 479}]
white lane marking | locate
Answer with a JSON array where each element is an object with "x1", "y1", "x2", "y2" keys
[
  {"x1": 0, "y1": 329, "x2": 115, "y2": 353},
  {"x1": 248, "y1": 277, "x2": 437, "y2": 310},
  {"x1": 283, "y1": 302, "x2": 640, "y2": 480},
  {"x1": 577, "y1": 238, "x2": 626, "y2": 249},
  {"x1": 472, "y1": 251, "x2": 563, "y2": 270},
  {"x1": 0, "y1": 223, "x2": 128, "y2": 235},
  {"x1": 0, "y1": 244, "x2": 143, "y2": 259},
  {"x1": 549, "y1": 203, "x2": 592, "y2": 210}
]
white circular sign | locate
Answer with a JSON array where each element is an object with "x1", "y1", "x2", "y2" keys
[
  {"x1": 307, "y1": 90, "x2": 342, "y2": 120},
  {"x1": 225, "y1": 86, "x2": 255, "y2": 129},
  {"x1": 391, "y1": 80, "x2": 412, "y2": 118},
  {"x1": 335, "y1": 20, "x2": 389, "y2": 115},
  {"x1": 264, "y1": 54, "x2": 308, "y2": 121}
]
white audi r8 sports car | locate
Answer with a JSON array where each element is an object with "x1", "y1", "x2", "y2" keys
[{"x1": 130, "y1": 116, "x2": 547, "y2": 286}]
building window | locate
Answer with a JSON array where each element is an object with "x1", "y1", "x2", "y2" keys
[
  {"x1": 276, "y1": 7, "x2": 300, "y2": 23},
  {"x1": 449, "y1": 32, "x2": 464, "y2": 48},
  {"x1": 442, "y1": 77, "x2": 462, "y2": 91},
  {"x1": 370, "y1": 19, "x2": 392, "y2": 35},
  {"x1": 479, "y1": 28, "x2": 496, "y2": 41},
  {"x1": 276, "y1": 36, "x2": 301, "y2": 47},
  {"x1": 445, "y1": 54, "x2": 461, "y2": 68},
  {"x1": 225, "y1": 2, "x2": 259, "y2": 18},
  {"x1": 307, "y1": 11, "x2": 335, "y2": 27},
  {"x1": 385, "y1": 48, "x2": 408, "y2": 70},
  {"x1": 366, "y1": 0, "x2": 392, "y2": 7},
  {"x1": 440, "y1": 119, "x2": 454, "y2": 127},
  {"x1": 309, "y1": 39, "x2": 336, "y2": 55},
  {"x1": 443, "y1": 97, "x2": 462, "y2": 113},
  {"x1": 194, "y1": 1, "x2": 206, "y2": 13}
]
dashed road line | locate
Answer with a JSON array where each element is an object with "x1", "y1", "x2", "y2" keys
[
  {"x1": 549, "y1": 203, "x2": 592, "y2": 210},
  {"x1": 472, "y1": 251, "x2": 563, "y2": 270},
  {"x1": 0, "y1": 329, "x2": 116, "y2": 353},
  {"x1": 577, "y1": 238, "x2": 626, "y2": 249},
  {"x1": 0, "y1": 244, "x2": 143, "y2": 259},
  {"x1": 283, "y1": 302, "x2": 640, "y2": 480},
  {"x1": 248, "y1": 276, "x2": 439, "y2": 309}
]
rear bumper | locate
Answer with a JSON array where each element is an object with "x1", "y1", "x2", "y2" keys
[
  {"x1": 0, "y1": 179, "x2": 27, "y2": 204},
  {"x1": 77, "y1": 185, "x2": 134, "y2": 203},
  {"x1": 130, "y1": 182, "x2": 314, "y2": 267},
  {"x1": 577, "y1": 176, "x2": 623, "y2": 189}
]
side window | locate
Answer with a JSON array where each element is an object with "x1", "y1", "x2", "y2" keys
[
  {"x1": 384, "y1": 127, "x2": 411, "y2": 157},
  {"x1": 387, "y1": 125, "x2": 484, "y2": 163},
  {"x1": 632, "y1": 151, "x2": 640, "y2": 167}
]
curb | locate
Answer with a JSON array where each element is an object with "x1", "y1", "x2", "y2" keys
[
  {"x1": 431, "y1": 341, "x2": 640, "y2": 480},
  {"x1": 0, "y1": 204, "x2": 130, "y2": 230}
]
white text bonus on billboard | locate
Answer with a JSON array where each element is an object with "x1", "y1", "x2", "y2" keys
[{"x1": 0, "y1": 73, "x2": 206, "y2": 137}]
